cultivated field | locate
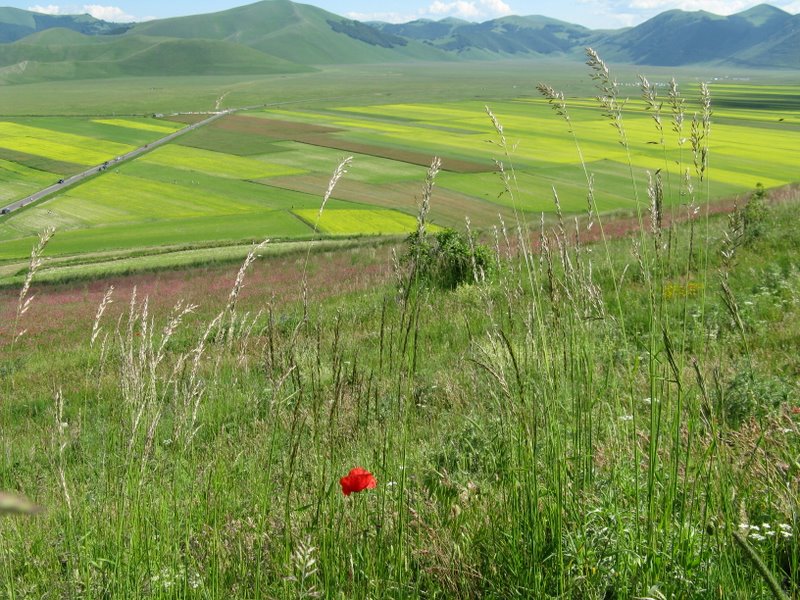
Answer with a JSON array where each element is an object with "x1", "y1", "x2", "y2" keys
[{"x1": 0, "y1": 67, "x2": 797, "y2": 287}]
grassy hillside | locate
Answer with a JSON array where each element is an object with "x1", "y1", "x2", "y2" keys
[
  {"x1": 128, "y1": 0, "x2": 449, "y2": 64},
  {"x1": 0, "y1": 1, "x2": 796, "y2": 84},
  {"x1": 0, "y1": 29, "x2": 310, "y2": 83},
  {"x1": 0, "y1": 7, "x2": 130, "y2": 43},
  {"x1": 596, "y1": 4, "x2": 797, "y2": 67},
  {"x1": 376, "y1": 14, "x2": 592, "y2": 58}
]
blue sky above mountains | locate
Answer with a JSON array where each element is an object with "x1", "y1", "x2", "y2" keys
[{"x1": 19, "y1": 0, "x2": 800, "y2": 28}]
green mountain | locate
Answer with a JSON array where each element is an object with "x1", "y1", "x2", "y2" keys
[
  {"x1": 0, "y1": 7, "x2": 131, "y2": 42},
  {"x1": 0, "y1": 0, "x2": 796, "y2": 82},
  {"x1": 594, "y1": 4, "x2": 797, "y2": 67},
  {"x1": 374, "y1": 15, "x2": 592, "y2": 58},
  {"x1": 374, "y1": 4, "x2": 797, "y2": 67},
  {"x1": 126, "y1": 0, "x2": 449, "y2": 64},
  {"x1": 0, "y1": 28, "x2": 308, "y2": 83}
]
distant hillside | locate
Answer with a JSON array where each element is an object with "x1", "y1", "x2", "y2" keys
[
  {"x1": 0, "y1": 7, "x2": 130, "y2": 42},
  {"x1": 0, "y1": 28, "x2": 310, "y2": 83},
  {"x1": 374, "y1": 15, "x2": 593, "y2": 58},
  {"x1": 594, "y1": 4, "x2": 798, "y2": 68},
  {"x1": 0, "y1": 0, "x2": 796, "y2": 83},
  {"x1": 126, "y1": 0, "x2": 449, "y2": 64}
]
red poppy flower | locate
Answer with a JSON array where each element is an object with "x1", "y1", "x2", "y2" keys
[{"x1": 340, "y1": 467, "x2": 377, "y2": 496}]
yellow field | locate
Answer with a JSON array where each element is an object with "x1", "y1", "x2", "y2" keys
[
  {"x1": 294, "y1": 208, "x2": 421, "y2": 235},
  {"x1": 92, "y1": 118, "x2": 182, "y2": 134},
  {"x1": 0, "y1": 122, "x2": 134, "y2": 165}
]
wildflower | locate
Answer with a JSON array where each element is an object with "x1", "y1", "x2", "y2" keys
[
  {"x1": 750, "y1": 533, "x2": 766, "y2": 542},
  {"x1": 340, "y1": 467, "x2": 377, "y2": 496},
  {"x1": 619, "y1": 415, "x2": 633, "y2": 422}
]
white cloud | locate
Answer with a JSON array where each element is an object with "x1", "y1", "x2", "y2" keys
[
  {"x1": 27, "y1": 4, "x2": 63, "y2": 14},
  {"x1": 27, "y1": 3, "x2": 138, "y2": 22},
  {"x1": 82, "y1": 4, "x2": 136, "y2": 22},
  {"x1": 573, "y1": 0, "x2": 799, "y2": 28},
  {"x1": 421, "y1": 0, "x2": 514, "y2": 20},
  {"x1": 428, "y1": 1, "x2": 482, "y2": 18},
  {"x1": 481, "y1": 0, "x2": 513, "y2": 15},
  {"x1": 346, "y1": 11, "x2": 421, "y2": 23},
  {"x1": 628, "y1": 0, "x2": 751, "y2": 14}
]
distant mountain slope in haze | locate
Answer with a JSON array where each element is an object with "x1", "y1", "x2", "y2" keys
[
  {"x1": 374, "y1": 15, "x2": 593, "y2": 58},
  {"x1": 594, "y1": 4, "x2": 797, "y2": 67},
  {"x1": 0, "y1": 0, "x2": 796, "y2": 84},
  {"x1": 0, "y1": 7, "x2": 130, "y2": 42},
  {"x1": 0, "y1": 28, "x2": 310, "y2": 83},
  {"x1": 126, "y1": 0, "x2": 449, "y2": 64}
]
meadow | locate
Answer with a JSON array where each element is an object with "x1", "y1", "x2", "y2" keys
[{"x1": 1, "y1": 54, "x2": 799, "y2": 598}]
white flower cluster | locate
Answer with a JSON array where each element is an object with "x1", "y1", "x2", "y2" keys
[
  {"x1": 150, "y1": 566, "x2": 203, "y2": 591},
  {"x1": 739, "y1": 522, "x2": 793, "y2": 542}
]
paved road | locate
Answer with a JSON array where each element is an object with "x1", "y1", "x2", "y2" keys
[{"x1": 0, "y1": 110, "x2": 235, "y2": 215}]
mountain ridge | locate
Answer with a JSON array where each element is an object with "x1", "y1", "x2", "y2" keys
[{"x1": 0, "y1": 0, "x2": 795, "y2": 83}]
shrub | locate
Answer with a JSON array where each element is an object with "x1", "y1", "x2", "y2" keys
[
  {"x1": 732, "y1": 182, "x2": 770, "y2": 246},
  {"x1": 719, "y1": 367, "x2": 795, "y2": 427},
  {"x1": 403, "y1": 228, "x2": 492, "y2": 289}
]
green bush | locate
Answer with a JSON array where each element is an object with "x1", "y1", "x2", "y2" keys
[
  {"x1": 719, "y1": 367, "x2": 795, "y2": 427},
  {"x1": 741, "y1": 183, "x2": 769, "y2": 244},
  {"x1": 403, "y1": 228, "x2": 492, "y2": 289}
]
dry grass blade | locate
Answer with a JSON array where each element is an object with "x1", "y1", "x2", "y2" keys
[
  {"x1": 224, "y1": 239, "x2": 269, "y2": 319},
  {"x1": 90, "y1": 285, "x2": 114, "y2": 347},
  {"x1": 13, "y1": 226, "x2": 55, "y2": 345},
  {"x1": 317, "y1": 156, "x2": 353, "y2": 226},
  {"x1": 417, "y1": 156, "x2": 441, "y2": 237},
  {"x1": 0, "y1": 492, "x2": 42, "y2": 515}
]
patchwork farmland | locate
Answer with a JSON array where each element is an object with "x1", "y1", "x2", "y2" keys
[{"x1": 0, "y1": 81, "x2": 798, "y2": 283}]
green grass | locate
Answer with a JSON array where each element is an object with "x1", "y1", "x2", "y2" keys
[
  {"x1": 0, "y1": 159, "x2": 57, "y2": 202},
  {"x1": 1, "y1": 57, "x2": 800, "y2": 598},
  {"x1": 0, "y1": 210, "x2": 313, "y2": 260},
  {"x1": 137, "y1": 144, "x2": 307, "y2": 180},
  {"x1": 1, "y1": 180, "x2": 798, "y2": 599},
  {"x1": 176, "y1": 127, "x2": 285, "y2": 156}
]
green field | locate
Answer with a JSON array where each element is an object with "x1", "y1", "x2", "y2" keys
[{"x1": 0, "y1": 66, "x2": 797, "y2": 282}]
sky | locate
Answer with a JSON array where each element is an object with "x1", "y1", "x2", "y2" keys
[{"x1": 19, "y1": 0, "x2": 800, "y2": 29}]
